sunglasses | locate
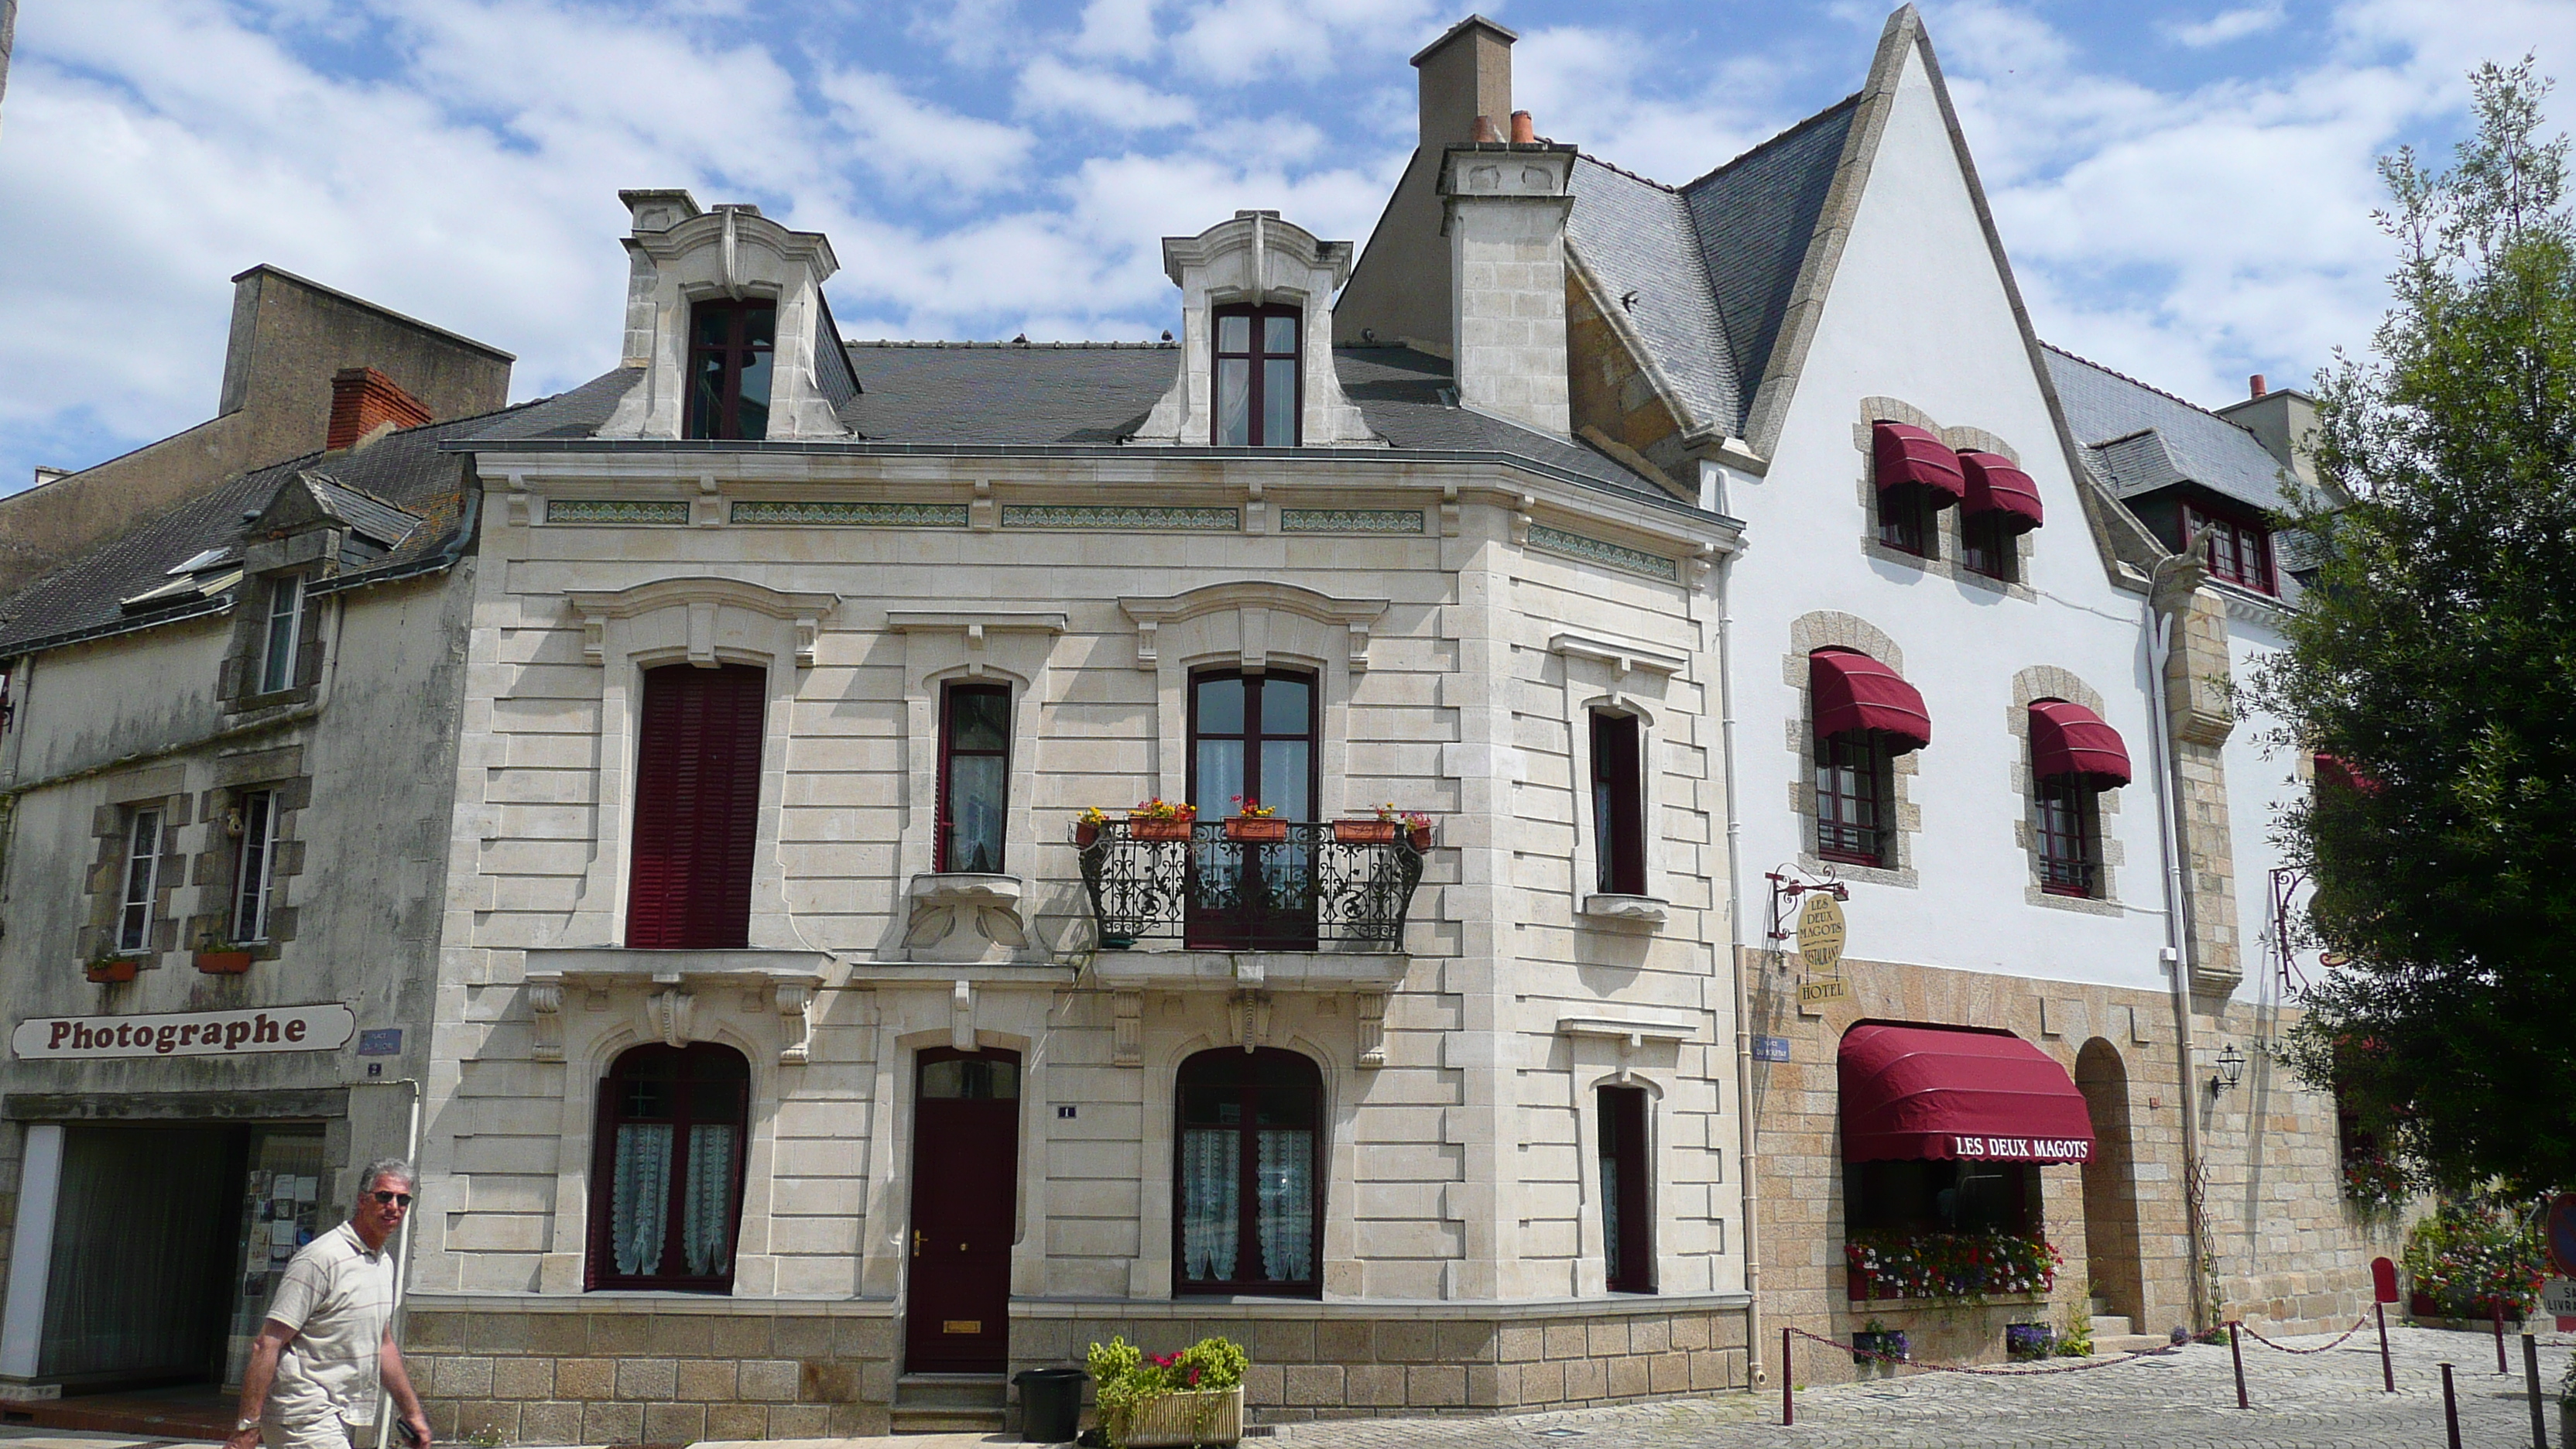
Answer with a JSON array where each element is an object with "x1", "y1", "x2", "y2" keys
[{"x1": 369, "y1": 1191, "x2": 414, "y2": 1208}]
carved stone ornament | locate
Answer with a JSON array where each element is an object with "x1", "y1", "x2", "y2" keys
[
  {"x1": 1112, "y1": 991, "x2": 1143, "y2": 1067},
  {"x1": 903, "y1": 873, "x2": 1030, "y2": 964},
  {"x1": 565, "y1": 576, "x2": 839, "y2": 669},
  {"x1": 1355, "y1": 992, "x2": 1387, "y2": 1069},
  {"x1": 529, "y1": 979, "x2": 567, "y2": 1062}
]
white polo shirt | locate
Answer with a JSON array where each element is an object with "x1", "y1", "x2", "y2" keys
[{"x1": 265, "y1": 1221, "x2": 397, "y2": 1427}]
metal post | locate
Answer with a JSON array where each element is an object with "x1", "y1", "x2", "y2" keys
[
  {"x1": 1782, "y1": 1326, "x2": 1793, "y2": 1426},
  {"x1": 2441, "y1": 1362, "x2": 2461, "y2": 1449},
  {"x1": 2228, "y1": 1321, "x2": 2248, "y2": 1409},
  {"x1": 2496, "y1": 1299, "x2": 2509, "y2": 1374},
  {"x1": 2523, "y1": 1334, "x2": 2547, "y2": 1449},
  {"x1": 2376, "y1": 1302, "x2": 2394, "y2": 1392}
]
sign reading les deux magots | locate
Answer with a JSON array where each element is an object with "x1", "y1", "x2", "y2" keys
[
  {"x1": 1951, "y1": 1134, "x2": 2091, "y2": 1163},
  {"x1": 12, "y1": 1004, "x2": 355, "y2": 1060}
]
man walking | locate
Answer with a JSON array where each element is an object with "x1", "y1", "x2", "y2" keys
[{"x1": 226, "y1": 1158, "x2": 431, "y2": 1449}]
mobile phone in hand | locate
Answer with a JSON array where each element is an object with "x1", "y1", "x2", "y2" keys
[{"x1": 402, "y1": 1422, "x2": 429, "y2": 1449}]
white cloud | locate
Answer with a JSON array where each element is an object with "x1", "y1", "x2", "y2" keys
[
  {"x1": 821, "y1": 69, "x2": 1035, "y2": 195},
  {"x1": 2165, "y1": 5, "x2": 2287, "y2": 49},
  {"x1": 1163, "y1": 0, "x2": 1439, "y2": 84},
  {"x1": 1070, "y1": 0, "x2": 1163, "y2": 62},
  {"x1": 1017, "y1": 55, "x2": 1196, "y2": 129},
  {"x1": 1512, "y1": 23, "x2": 1795, "y2": 183}
]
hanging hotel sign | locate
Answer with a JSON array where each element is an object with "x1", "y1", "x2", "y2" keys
[
  {"x1": 12, "y1": 1004, "x2": 356, "y2": 1060},
  {"x1": 1794, "y1": 892, "x2": 1849, "y2": 1005}
]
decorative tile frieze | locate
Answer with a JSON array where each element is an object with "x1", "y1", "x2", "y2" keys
[
  {"x1": 1000, "y1": 504, "x2": 1239, "y2": 531},
  {"x1": 545, "y1": 498, "x2": 690, "y2": 526},
  {"x1": 1527, "y1": 524, "x2": 1680, "y2": 581},
  {"x1": 1279, "y1": 508, "x2": 1427, "y2": 535},
  {"x1": 729, "y1": 500, "x2": 969, "y2": 527}
]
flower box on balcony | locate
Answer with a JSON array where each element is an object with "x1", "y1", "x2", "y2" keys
[
  {"x1": 1333, "y1": 818, "x2": 1399, "y2": 844},
  {"x1": 1410, "y1": 824, "x2": 1432, "y2": 850},
  {"x1": 1112, "y1": 1385, "x2": 1245, "y2": 1447},
  {"x1": 1225, "y1": 816, "x2": 1289, "y2": 843},
  {"x1": 194, "y1": 949, "x2": 255, "y2": 975},
  {"x1": 1130, "y1": 814, "x2": 1195, "y2": 841},
  {"x1": 86, "y1": 957, "x2": 140, "y2": 983}
]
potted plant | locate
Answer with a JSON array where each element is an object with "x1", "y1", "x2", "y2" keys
[
  {"x1": 1088, "y1": 1334, "x2": 1247, "y2": 1448},
  {"x1": 1223, "y1": 796, "x2": 1286, "y2": 843},
  {"x1": 86, "y1": 946, "x2": 141, "y2": 983},
  {"x1": 1127, "y1": 800, "x2": 1197, "y2": 842},
  {"x1": 1334, "y1": 803, "x2": 1432, "y2": 848},
  {"x1": 2005, "y1": 1322, "x2": 2057, "y2": 1362},
  {"x1": 1074, "y1": 806, "x2": 1113, "y2": 848},
  {"x1": 1851, "y1": 1317, "x2": 1909, "y2": 1367},
  {"x1": 194, "y1": 934, "x2": 255, "y2": 974}
]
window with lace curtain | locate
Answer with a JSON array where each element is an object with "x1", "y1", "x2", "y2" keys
[
  {"x1": 1173, "y1": 1048, "x2": 1321, "y2": 1297},
  {"x1": 587, "y1": 1043, "x2": 748, "y2": 1293}
]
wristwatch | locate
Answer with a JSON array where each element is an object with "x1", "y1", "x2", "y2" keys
[{"x1": 235, "y1": 1417, "x2": 262, "y2": 1434}]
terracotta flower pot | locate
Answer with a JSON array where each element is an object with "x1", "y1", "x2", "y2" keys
[
  {"x1": 1224, "y1": 816, "x2": 1288, "y2": 843},
  {"x1": 195, "y1": 950, "x2": 255, "y2": 975},
  {"x1": 1074, "y1": 822, "x2": 1101, "y2": 847},
  {"x1": 86, "y1": 957, "x2": 139, "y2": 984},
  {"x1": 1129, "y1": 815, "x2": 1194, "y2": 841},
  {"x1": 1333, "y1": 818, "x2": 1399, "y2": 844},
  {"x1": 1409, "y1": 824, "x2": 1434, "y2": 850}
]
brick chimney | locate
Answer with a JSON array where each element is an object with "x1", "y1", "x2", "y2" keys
[{"x1": 327, "y1": 367, "x2": 433, "y2": 451}]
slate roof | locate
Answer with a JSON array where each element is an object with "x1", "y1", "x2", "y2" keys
[
  {"x1": 1676, "y1": 98, "x2": 1860, "y2": 413},
  {"x1": 0, "y1": 402, "x2": 519, "y2": 656},
  {"x1": 2042, "y1": 344, "x2": 2297, "y2": 513},
  {"x1": 1566, "y1": 158, "x2": 1740, "y2": 433}
]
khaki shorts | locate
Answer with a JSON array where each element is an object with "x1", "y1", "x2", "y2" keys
[{"x1": 263, "y1": 1414, "x2": 367, "y2": 1449}]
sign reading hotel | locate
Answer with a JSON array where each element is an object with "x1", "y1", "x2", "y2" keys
[
  {"x1": 13, "y1": 1004, "x2": 356, "y2": 1060},
  {"x1": 1952, "y1": 1133, "x2": 2092, "y2": 1163},
  {"x1": 1794, "y1": 892, "x2": 1849, "y2": 1005}
]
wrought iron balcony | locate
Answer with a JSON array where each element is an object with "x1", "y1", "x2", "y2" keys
[{"x1": 1076, "y1": 820, "x2": 1425, "y2": 951}]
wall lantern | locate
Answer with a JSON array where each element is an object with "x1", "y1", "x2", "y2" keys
[{"x1": 2209, "y1": 1042, "x2": 2246, "y2": 1096}]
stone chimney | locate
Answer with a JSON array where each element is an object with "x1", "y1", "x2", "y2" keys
[
  {"x1": 325, "y1": 367, "x2": 433, "y2": 451},
  {"x1": 2215, "y1": 378, "x2": 2321, "y2": 493},
  {"x1": 1441, "y1": 131, "x2": 1576, "y2": 437}
]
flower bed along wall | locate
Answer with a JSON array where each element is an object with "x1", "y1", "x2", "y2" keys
[{"x1": 1845, "y1": 1230, "x2": 2062, "y2": 1301}]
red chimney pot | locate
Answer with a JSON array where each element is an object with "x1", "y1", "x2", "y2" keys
[
  {"x1": 2248, "y1": 374, "x2": 2267, "y2": 399},
  {"x1": 1471, "y1": 114, "x2": 1506, "y2": 142},
  {"x1": 1509, "y1": 111, "x2": 1536, "y2": 144}
]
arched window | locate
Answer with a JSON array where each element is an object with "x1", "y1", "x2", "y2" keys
[
  {"x1": 588, "y1": 1043, "x2": 749, "y2": 1293},
  {"x1": 1174, "y1": 1048, "x2": 1322, "y2": 1297}
]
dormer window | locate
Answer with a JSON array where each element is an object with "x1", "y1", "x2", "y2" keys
[
  {"x1": 259, "y1": 574, "x2": 304, "y2": 695},
  {"x1": 1214, "y1": 304, "x2": 1300, "y2": 447},
  {"x1": 685, "y1": 300, "x2": 776, "y2": 441},
  {"x1": 2186, "y1": 500, "x2": 2273, "y2": 594}
]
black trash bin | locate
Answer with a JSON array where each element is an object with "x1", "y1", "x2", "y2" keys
[{"x1": 1014, "y1": 1366, "x2": 1089, "y2": 1444}]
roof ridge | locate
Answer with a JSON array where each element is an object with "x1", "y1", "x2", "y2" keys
[
  {"x1": 1575, "y1": 152, "x2": 1676, "y2": 192},
  {"x1": 2040, "y1": 340, "x2": 2245, "y2": 429},
  {"x1": 1675, "y1": 90, "x2": 1864, "y2": 196}
]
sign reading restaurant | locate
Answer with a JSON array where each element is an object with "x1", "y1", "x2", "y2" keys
[
  {"x1": 1952, "y1": 1134, "x2": 2092, "y2": 1162},
  {"x1": 12, "y1": 1004, "x2": 356, "y2": 1060}
]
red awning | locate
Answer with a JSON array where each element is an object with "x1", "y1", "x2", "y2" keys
[
  {"x1": 1958, "y1": 450, "x2": 2043, "y2": 532},
  {"x1": 1839, "y1": 1023, "x2": 2095, "y2": 1163},
  {"x1": 2029, "y1": 700, "x2": 2131, "y2": 786},
  {"x1": 2314, "y1": 752, "x2": 2384, "y2": 795},
  {"x1": 1871, "y1": 422, "x2": 1966, "y2": 503},
  {"x1": 1810, "y1": 648, "x2": 1931, "y2": 753}
]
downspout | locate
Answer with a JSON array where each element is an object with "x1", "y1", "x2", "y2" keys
[
  {"x1": 368, "y1": 1076, "x2": 425, "y2": 1449},
  {"x1": 2143, "y1": 560, "x2": 2209, "y2": 1332},
  {"x1": 1717, "y1": 546, "x2": 1764, "y2": 1387}
]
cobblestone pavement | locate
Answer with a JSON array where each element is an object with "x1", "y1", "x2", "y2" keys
[{"x1": 1273, "y1": 1325, "x2": 2576, "y2": 1449}]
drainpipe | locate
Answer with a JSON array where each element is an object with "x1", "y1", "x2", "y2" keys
[
  {"x1": 368, "y1": 1077, "x2": 426, "y2": 1449},
  {"x1": 1715, "y1": 547, "x2": 1764, "y2": 1387},
  {"x1": 2143, "y1": 561, "x2": 2210, "y2": 1332}
]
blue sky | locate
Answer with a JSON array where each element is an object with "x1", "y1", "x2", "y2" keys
[{"x1": 1, "y1": 0, "x2": 2569, "y2": 495}]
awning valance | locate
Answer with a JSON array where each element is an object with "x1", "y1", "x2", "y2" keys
[
  {"x1": 2029, "y1": 700, "x2": 2131, "y2": 786},
  {"x1": 1871, "y1": 422, "x2": 1966, "y2": 503},
  {"x1": 1958, "y1": 450, "x2": 2043, "y2": 532},
  {"x1": 1810, "y1": 648, "x2": 1931, "y2": 753},
  {"x1": 1839, "y1": 1023, "x2": 2095, "y2": 1163}
]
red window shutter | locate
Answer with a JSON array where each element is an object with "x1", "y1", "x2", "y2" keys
[{"x1": 627, "y1": 664, "x2": 766, "y2": 948}]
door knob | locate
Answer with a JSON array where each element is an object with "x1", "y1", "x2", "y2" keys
[
  {"x1": 958, "y1": 1241, "x2": 969, "y2": 1251},
  {"x1": 913, "y1": 1230, "x2": 923, "y2": 1258}
]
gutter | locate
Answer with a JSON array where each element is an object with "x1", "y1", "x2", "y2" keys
[
  {"x1": 2142, "y1": 551, "x2": 2211, "y2": 1331},
  {"x1": 1715, "y1": 546, "x2": 1765, "y2": 1386}
]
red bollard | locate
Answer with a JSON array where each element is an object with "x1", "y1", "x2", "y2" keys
[
  {"x1": 2441, "y1": 1362, "x2": 2461, "y2": 1449},
  {"x1": 1781, "y1": 1325, "x2": 1793, "y2": 1426},
  {"x1": 2228, "y1": 1321, "x2": 2248, "y2": 1409},
  {"x1": 2375, "y1": 1301, "x2": 2393, "y2": 1392}
]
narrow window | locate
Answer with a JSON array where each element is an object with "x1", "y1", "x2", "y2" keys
[
  {"x1": 1212, "y1": 305, "x2": 1301, "y2": 447},
  {"x1": 587, "y1": 1043, "x2": 749, "y2": 1292},
  {"x1": 1876, "y1": 485, "x2": 1937, "y2": 557},
  {"x1": 259, "y1": 575, "x2": 303, "y2": 694},
  {"x1": 627, "y1": 663, "x2": 766, "y2": 949},
  {"x1": 1174, "y1": 1048, "x2": 1321, "y2": 1297},
  {"x1": 2033, "y1": 775, "x2": 2100, "y2": 896},
  {"x1": 684, "y1": 300, "x2": 776, "y2": 442},
  {"x1": 1816, "y1": 731, "x2": 1891, "y2": 868},
  {"x1": 1187, "y1": 669, "x2": 1317, "y2": 948},
  {"x1": 937, "y1": 683, "x2": 1010, "y2": 874},
  {"x1": 1961, "y1": 511, "x2": 2017, "y2": 581},
  {"x1": 233, "y1": 790, "x2": 279, "y2": 942},
  {"x1": 115, "y1": 807, "x2": 163, "y2": 954},
  {"x1": 1598, "y1": 1086, "x2": 1654, "y2": 1293},
  {"x1": 1590, "y1": 711, "x2": 1647, "y2": 896}
]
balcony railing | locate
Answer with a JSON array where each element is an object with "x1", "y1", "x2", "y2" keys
[{"x1": 1076, "y1": 820, "x2": 1425, "y2": 951}]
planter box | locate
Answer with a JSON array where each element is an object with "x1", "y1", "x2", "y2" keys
[
  {"x1": 85, "y1": 957, "x2": 139, "y2": 984},
  {"x1": 1112, "y1": 1386, "x2": 1243, "y2": 1447},
  {"x1": 1409, "y1": 825, "x2": 1433, "y2": 851},
  {"x1": 1129, "y1": 815, "x2": 1194, "y2": 842},
  {"x1": 1332, "y1": 818, "x2": 1399, "y2": 844},
  {"x1": 1852, "y1": 1331, "x2": 1909, "y2": 1366},
  {"x1": 1074, "y1": 822, "x2": 1101, "y2": 847},
  {"x1": 194, "y1": 950, "x2": 255, "y2": 975},
  {"x1": 1223, "y1": 817, "x2": 1287, "y2": 843}
]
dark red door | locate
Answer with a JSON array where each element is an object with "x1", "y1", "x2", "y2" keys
[{"x1": 905, "y1": 1048, "x2": 1020, "y2": 1372}]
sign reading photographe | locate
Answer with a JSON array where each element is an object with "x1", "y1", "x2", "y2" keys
[{"x1": 12, "y1": 1004, "x2": 356, "y2": 1060}]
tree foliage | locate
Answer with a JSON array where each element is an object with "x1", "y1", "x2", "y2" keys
[{"x1": 2259, "y1": 59, "x2": 2576, "y2": 1195}]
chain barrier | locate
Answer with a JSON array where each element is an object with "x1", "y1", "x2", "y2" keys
[
  {"x1": 2233, "y1": 1313, "x2": 2372, "y2": 1355},
  {"x1": 1785, "y1": 1324, "x2": 2184, "y2": 1378}
]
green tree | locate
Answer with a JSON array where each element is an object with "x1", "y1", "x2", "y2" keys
[{"x1": 2260, "y1": 59, "x2": 2576, "y2": 1196}]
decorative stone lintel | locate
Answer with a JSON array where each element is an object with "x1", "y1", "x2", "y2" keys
[
  {"x1": 522, "y1": 947, "x2": 827, "y2": 1064},
  {"x1": 902, "y1": 872, "x2": 1031, "y2": 964},
  {"x1": 566, "y1": 577, "x2": 839, "y2": 668},
  {"x1": 885, "y1": 611, "x2": 1070, "y2": 680},
  {"x1": 1558, "y1": 1012, "x2": 1698, "y2": 1083},
  {"x1": 1549, "y1": 630, "x2": 1690, "y2": 679},
  {"x1": 1120, "y1": 581, "x2": 1388, "y2": 673},
  {"x1": 1579, "y1": 893, "x2": 1670, "y2": 925}
]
